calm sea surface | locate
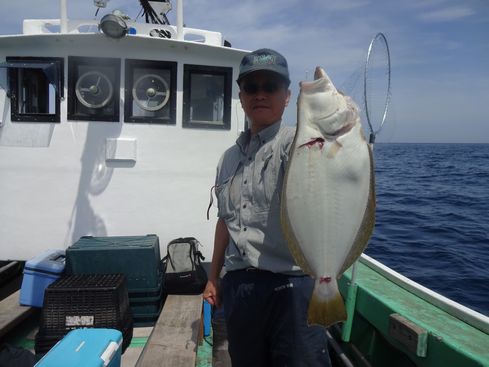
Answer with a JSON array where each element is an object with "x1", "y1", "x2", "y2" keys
[{"x1": 364, "y1": 143, "x2": 489, "y2": 316}]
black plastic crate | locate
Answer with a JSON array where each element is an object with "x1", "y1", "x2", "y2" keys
[
  {"x1": 34, "y1": 333, "x2": 61, "y2": 355},
  {"x1": 36, "y1": 273, "x2": 133, "y2": 354}
]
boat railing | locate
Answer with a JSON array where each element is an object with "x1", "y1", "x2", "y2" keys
[
  {"x1": 22, "y1": 19, "x2": 223, "y2": 46},
  {"x1": 360, "y1": 254, "x2": 489, "y2": 334}
]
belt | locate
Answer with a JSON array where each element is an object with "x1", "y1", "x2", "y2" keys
[
  {"x1": 230, "y1": 267, "x2": 307, "y2": 278},
  {"x1": 230, "y1": 267, "x2": 269, "y2": 273},
  {"x1": 245, "y1": 267, "x2": 260, "y2": 271}
]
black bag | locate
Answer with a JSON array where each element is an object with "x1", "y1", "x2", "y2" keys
[{"x1": 162, "y1": 237, "x2": 207, "y2": 295}]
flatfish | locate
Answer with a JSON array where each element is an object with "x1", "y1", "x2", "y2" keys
[{"x1": 281, "y1": 67, "x2": 375, "y2": 327}]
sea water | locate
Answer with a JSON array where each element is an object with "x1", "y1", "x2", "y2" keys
[{"x1": 365, "y1": 143, "x2": 489, "y2": 316}]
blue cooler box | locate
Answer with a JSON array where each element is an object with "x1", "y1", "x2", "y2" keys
[
  {"x1": 20, "y1": 249, "x2": 65, "y2": 307},
  {"x1": 35, "y1": 328, "x2": 122, "y2": 367}
]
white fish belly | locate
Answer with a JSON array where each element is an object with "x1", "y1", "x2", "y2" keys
[{"x1": 284, "y1": 124, "x2": 371, "y2": 277}]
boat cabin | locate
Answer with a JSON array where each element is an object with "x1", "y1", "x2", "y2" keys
[{"x1": 0, "y1": 4, "x2": 248, "y2": 261}]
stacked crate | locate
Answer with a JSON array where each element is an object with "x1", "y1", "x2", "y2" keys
[
  {"x1": 35, "y1": 273, "x2": 133, "y2": 355},
  {"x1": 65, "y1": 235, "x2": 165, "y2": 326}
]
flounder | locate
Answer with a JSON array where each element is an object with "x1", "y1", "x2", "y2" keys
[{"x1": 281, "y1": 66, "x2": 376, "y2": 327}]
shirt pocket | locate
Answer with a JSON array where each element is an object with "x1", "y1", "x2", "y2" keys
[
  {"x1": 253, "y1": 148, "x2": 279, "y2": 213},
  {"x1": 215, "y1": 176, "x2": 236, "y2": 222}
]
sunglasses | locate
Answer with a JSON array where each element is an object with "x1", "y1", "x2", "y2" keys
[{"x1": 242, "y1": 81, "x2": 282, "y2": 95}]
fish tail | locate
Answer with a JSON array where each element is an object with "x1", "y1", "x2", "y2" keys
[{"x1": 307, "y1": 278, "x2": 347, "y2": 328}]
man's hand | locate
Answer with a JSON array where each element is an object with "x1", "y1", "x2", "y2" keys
[
  {"x1": 204, "y1": 218, "x2": 228, "y2": 308},
  {"x1": 203, "y1": 278, "x2": 220, "y2": 307}
]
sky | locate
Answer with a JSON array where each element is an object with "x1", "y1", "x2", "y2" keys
[{"x1": 1, "y1": 0, "x2": 488, "y2": 143}]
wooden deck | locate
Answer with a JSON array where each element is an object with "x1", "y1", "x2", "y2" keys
[
  {"x1": 0, "y1": 290, "x2": 35, "y2": 339},
  {"x1": 136, "y1": 294, "x2": 203, "y2": 367}
]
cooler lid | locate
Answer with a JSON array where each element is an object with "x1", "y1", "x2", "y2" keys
[
  {"x1": 72, "y1": 235, "x2": 159, "y2": 249},
  {"x1": 25, "y1": 249, "x2": 66, "y2": 274},
  {"x1": 35, "y1": 328, "x2": 122, "y2": 367}
]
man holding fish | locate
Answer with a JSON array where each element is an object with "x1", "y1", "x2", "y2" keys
[{"x1": 204, "y1": 48, "x2": 375, "y2": 366}]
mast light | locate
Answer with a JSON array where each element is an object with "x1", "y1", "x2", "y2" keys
[{"x1": 99, "y1": 13, "x2": 128, "y2": 39}]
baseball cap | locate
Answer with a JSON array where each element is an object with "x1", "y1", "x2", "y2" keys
[{"x1": 237, "y1": 48, "x2": 290, "y2": 86}]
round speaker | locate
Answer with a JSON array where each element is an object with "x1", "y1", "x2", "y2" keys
[
  {"x1": 132, "y1": 74, "x2": 170, "y2": 111},
  {"x1": 75, "y1": 71, "x2": 114, "y2": 109}
]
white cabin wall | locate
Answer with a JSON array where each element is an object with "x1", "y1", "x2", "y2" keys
[
  {"x1": 0, "y1": 69, "x2": 6, "y2": 126},
  {"x1": 0, "y1": 34, "x2": 247, "y2": 260}
]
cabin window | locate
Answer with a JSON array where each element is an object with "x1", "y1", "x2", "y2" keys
[
  {"x1": 125, "y1": 59, "x2": 177, "y2": 124},
  {"x1": 5, "y1": 57, "x2": 63, "y2": 123},
  {"x1": 68, "y1": 56, "x2": 120, "y2": 122},
  {"x1": 183, "y1": 65, "x2": 232, "y2": 129}
]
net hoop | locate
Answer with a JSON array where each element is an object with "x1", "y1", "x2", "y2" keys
[{"x1": 363, "y1": 32, "x2": 391, "y2": 143}]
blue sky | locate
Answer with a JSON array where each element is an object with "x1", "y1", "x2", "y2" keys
[{"x1": 1, "y1": 0, "x2": 488, "y2": 143}]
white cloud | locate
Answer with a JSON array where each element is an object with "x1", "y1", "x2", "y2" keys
[
  {"x1": 422, "y1": 35, "x2": 461, "y2": 50},
  {"x1": 310, "y1": 0, "x2": 370, "y2": 11},
  {"x1": 418, "y1": 6, "x2": 475, "y2": 22}
]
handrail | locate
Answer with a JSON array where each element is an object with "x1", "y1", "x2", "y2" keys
[{"x1": 360, "y1": 254, "x2": 489, "y2": 335}]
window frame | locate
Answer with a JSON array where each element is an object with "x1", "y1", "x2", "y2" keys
[
  {"x1": 68, "y1": 56, "x2": 120, "y2": 122},
  {"x1": 124, "y1": 59, "x2": 177, "y2": 124},
  {"x1": 183, "y1": 64, "x2": 232, "y2": 130},
  {"x1": 6, "y1": 56, "x2": 64, "y2": 123}
]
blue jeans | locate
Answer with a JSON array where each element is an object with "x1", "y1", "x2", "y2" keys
[{"x1": 222, "y1": 269, "x2": 331, "y2": 367}]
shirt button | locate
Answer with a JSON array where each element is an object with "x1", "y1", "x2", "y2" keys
[
  {"x1": 243, "y1": 204, "x2": 247, "y2": 209},
  {"x1": 243, "y1": 227, "x2": 247, "y2": 231},
  {"x1": 244, "y1": 180, "x2": 247, "y2": 184}
]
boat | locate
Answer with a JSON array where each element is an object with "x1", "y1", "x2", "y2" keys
[{"x1": 0, "y1": 1, "x2": 488, "y2": 366}]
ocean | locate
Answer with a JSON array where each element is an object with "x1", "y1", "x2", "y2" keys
[{"x1": 364, "y1": 143, "x2": 489, "y2": 316}]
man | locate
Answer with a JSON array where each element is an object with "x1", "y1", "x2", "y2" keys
[{"x1": 203, "y1": 49, "x2": 331, "y2": 366}]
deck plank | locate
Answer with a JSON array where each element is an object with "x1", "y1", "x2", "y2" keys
[
  {"x1": 136, "y1": 294, "x2": 203, "y2": 367},
  {"x1": 0, "y1": 290, "x2": 35, "y2": 339}
]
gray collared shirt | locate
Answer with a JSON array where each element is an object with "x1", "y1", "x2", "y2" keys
[{"x1": 215, "y1": 121, "x2": 303, "y2": 275}]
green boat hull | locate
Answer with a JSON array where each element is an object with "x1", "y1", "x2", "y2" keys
[{"x1": 336, "y1": 255, "x2": 489, "y2": 367}]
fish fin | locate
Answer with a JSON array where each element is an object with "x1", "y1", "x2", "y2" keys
[
  {"x1": 326, "y1": 140, "x2": 342, "y2": 158},
  {"x1": 307, "y1": 278, "x2": 347, "y2": 328}
]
